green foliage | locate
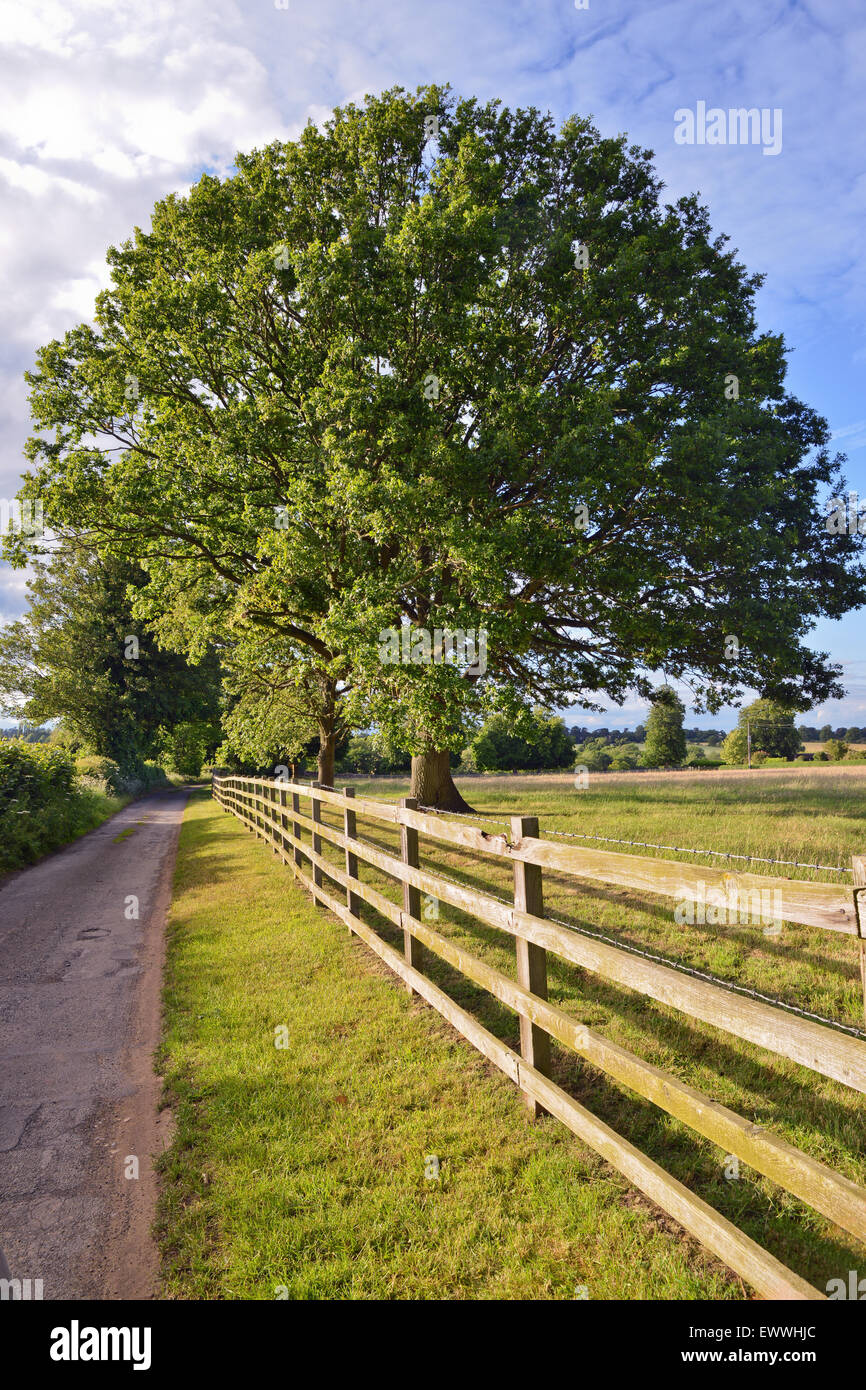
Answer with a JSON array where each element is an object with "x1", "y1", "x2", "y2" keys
[
  {"x1": 158, "y1": 721, "x2": 221, "y2": 778},
  {"x1": 738, "y1": 699, "x2": 801, "y2": 758},
  {"x1": 215, "y1": 618, "x2": 352, "y2": 778},
  {"x1": 641, "y1": 686, "x2": 687, "y2": 768},
  {"x1": 339, "y1": 731, "x2": 412, "y2": 776},
  {"x1": 825, "y1": 739, "x2": 849, "y2": 761},
  {"x1": 0, "y1": 723, "x2": 50, "y2": 743},
  {"x1": 464, "y1": 708, "x2": 574, "y2": 772},
  {"x1": 575, "y1": 737, "x2": 613, "y2": 772},
  {"x1": 141, "y1": 761, "x2": 171, "y2": 789},
  {"x1": 0, "y1": 740, "x2": 75, "y2": 805},
  {"x1": 75, "y1": 753, "x2": 170, "y2": 795},
  {"x1": 0, "y1": 740, "x2": 125, "y2": 872},
  {"x1": 13, "y1": 85, "x2": 865, "y2": 768},
  {"x1": 49, "y1": 722, "x2": 91, "y2": 755},
  {"x1": 75, "y1": 754, "x2": 125, "y2": 794},
  {"x1": 720, "y1": 728, "x2": 748, "y2": 764},
  {"x1": 0, "y1": 549, "x2": 221, "y2": 774},
  {"x1": 608, "y1": 745, "x2": 639, "y2": 771}
]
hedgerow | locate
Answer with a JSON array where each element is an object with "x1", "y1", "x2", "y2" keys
[{"x1": 0, "y1": 741, "x2": 125, "y2": 873}]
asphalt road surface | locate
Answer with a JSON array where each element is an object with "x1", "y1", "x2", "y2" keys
[{"x1": 0, "y1": 788, "x2": 190, "y2": 1300}]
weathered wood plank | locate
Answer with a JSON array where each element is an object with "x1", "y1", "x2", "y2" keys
[
  {"x1": 511, "y1": 815, "x2": 550, "y2": 1115},
  {"x1": 402, "y1": 911, "x2": 866, "y2": 1245},
  {"x1": 215, "y1": 779, "x2": 866, "y2": 1092},
  {"x1": 247, "y1": 776, "x2": 401, "y2": 824},
  {"x1": 343, "y1": 787, "x2": 361, "y2": 926},
  {"x1": 392, "y1": 806, "x2": 855, "y2": 935},
  {"x1": 399, "y1": 797, "x2": 423, "y2": 987},
  {"x1": 518, "y1": 1064, "x2": 823, "y2": 1302},
  {"x1": 285, "y1": 862, "x2": 824, "y2": 1301},
  {"x1": 291, "y1": 782, "x2": 303, "y2": 868},
  {"x1": 507, "y1": 906, "x2": 866, "y2": 1095},
  {"x1": 281, "y1": 821, "x2": 404, "y2": 931},
  {"x1": 311, "y1": 782, "x2": 325, "y2": 894},
  {"x1": 853, "y1": 856, "x2": 866, "y2": 1029},
  {"x1": 215, "y1": 777, "x2": 855, "y2": 934}
]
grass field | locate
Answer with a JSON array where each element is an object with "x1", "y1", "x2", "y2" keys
[{"x1": 156, "y1": 768, "x2": 866, "y2": 1299}]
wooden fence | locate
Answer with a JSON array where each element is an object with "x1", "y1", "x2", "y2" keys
[{"x1": 212, "y1": 772, "x2": 866, "y2": 1302}]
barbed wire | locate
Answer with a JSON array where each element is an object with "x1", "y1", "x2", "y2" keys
[
  {"x1": 413, "y1": 802, "x2": 851, "y2": 874},
  {"x1": 223, "y1": 778, "x2": 853, "y2": 871},
  {"x1": 217, "y1": 789, "x2": 866, "y2": 1039},
  {"x1": 542, "y1": 829, "x2": 852, "y2": 874},
  {"x1": 542, "y1": 910, "x2": 866, "y2": 1040},
  {"x1": 417, "y1": 802, "x2": 512, "y2": 827},
  {"x1": 414, "y1": 858, "x2": 866, "y2": 1040}
]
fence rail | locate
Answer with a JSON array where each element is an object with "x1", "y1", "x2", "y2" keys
[{"x1": 212, "y1": 772, "x2": 866, "y2": 1302}]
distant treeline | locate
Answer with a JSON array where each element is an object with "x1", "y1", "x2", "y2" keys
[
  {"x1": 567, "y1": 725, "x2": 725, "y2": 746},
  {"x1": 0, "y1": 725, "x2": 51, "y2": 743},
  {"x1": 797, "y1": 725, "x2": 866, "y2": 743},
  {"x1": 568, "y1": 724, "x2": 866, "y2": 746}
]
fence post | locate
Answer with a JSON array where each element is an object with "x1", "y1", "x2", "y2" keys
[
  {"x1": 311, "y1": 781, "x2": 324, "y2": 895},
  {"x1": 343, "y1": 787, "x2": 361, "y2": 928},
  {"x1": 853, "y1": 856, "x2": 866, "y2": 1028},
  {"x1": 270, "y1": 781, "x2": 279, "y2": 855},
  {"x1": 279, "y1": 781, "x2": 288, "y2": 862},
  {"x1": 510, "y1": 815, "x2": 550, "y2": 1117},
  {"x1": 291, "y1": 779, "x2": 302, "y2": 872},
  {"x1": 399, "y1": 797, "x2": 423, "y2": 990}
]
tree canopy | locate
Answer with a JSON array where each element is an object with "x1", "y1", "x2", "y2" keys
[
  {"x1": 737, "y1": 697, "x2": 801, "y2": 758},
  {"x1": 642, "y1": 685, "x2": 687, "y2": 767},
  {"x1": 10, "y1": 84, "x2": 865, "y2": 802},
  {"x1": 0, "y1": 548, "x2": 220, "y2": 772},
  {"x1": 463, "y1": 707, "x2": 574, "y2": 772}
]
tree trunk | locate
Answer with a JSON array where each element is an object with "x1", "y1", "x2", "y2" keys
[
  {"x1": 317, "y1": 724, "x2": 336, "y2": 787},
  {"x1": 410, "y1": 748, "x2": 474, "y2": 812}
]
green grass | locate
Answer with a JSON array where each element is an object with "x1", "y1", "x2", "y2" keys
[{"x1": 157, "y1": 770, "x2": 866, "y2": 1299}]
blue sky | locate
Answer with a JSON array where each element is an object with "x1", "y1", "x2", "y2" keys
[{"x1": 0, "y1": 0, "x2": 864, "y2": 730}]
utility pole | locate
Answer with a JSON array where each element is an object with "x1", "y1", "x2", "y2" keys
[{"x1": 747, "y1": 719, "x2": 751, "y2": 769}]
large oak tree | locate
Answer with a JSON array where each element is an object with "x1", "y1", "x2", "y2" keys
[{"x1": 12, "y1": 85, "x2": 865, "y2": 805}]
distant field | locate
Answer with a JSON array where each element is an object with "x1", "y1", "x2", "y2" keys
[
  {"x1": 342, "y1": 768, "x2": 866, "y2": 1282},
  {"x1": 802, "y1": 741, "x2": 866, "y2": 753},
  {"x1": 159, "y1": 771, "x2": 866, "y2": 1298}
]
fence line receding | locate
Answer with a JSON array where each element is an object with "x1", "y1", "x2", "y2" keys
[{"x1": 212, "y1": 773, "x2": 866, "y2": 1303}]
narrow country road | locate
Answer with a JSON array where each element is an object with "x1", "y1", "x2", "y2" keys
[{"x1": 0, "y1": 787, "x2": 190, "y2": 1300}]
